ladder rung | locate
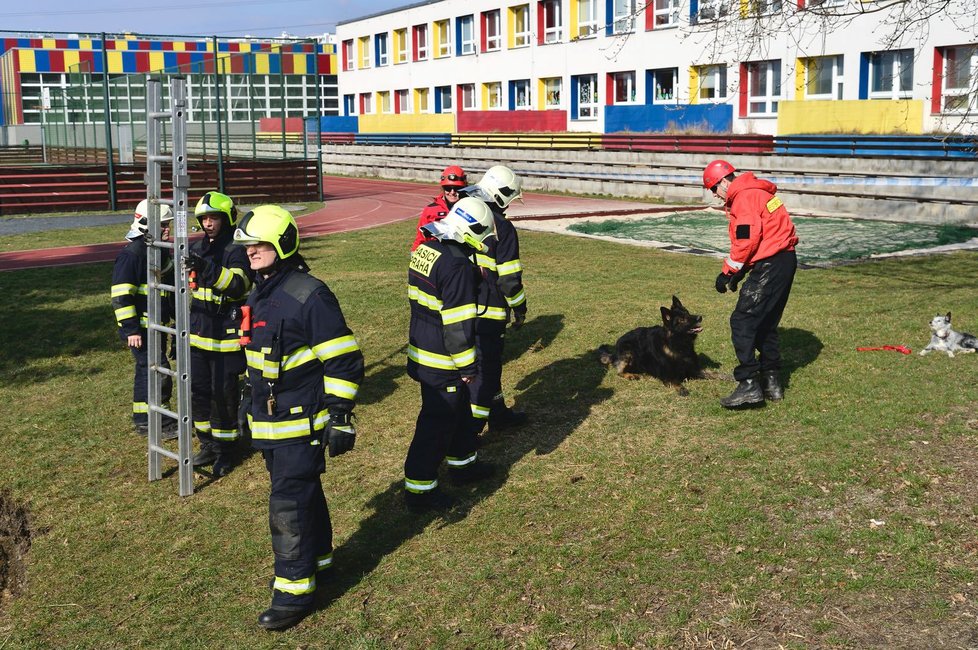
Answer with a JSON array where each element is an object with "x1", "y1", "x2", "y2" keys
[
  {"x1": 154, "y1": 366, "x2": 177, "y2": 378},
  {"x1": 150, "y1": 240, "x2": 175, "y2": 250},
  {"x1": 148, "y1": 322, "x2": 177, "y2": 336},
  {"x1": 147, "y1": 154, "x2": 170, "y2": 163},
  {"x1": 150, "y1": 404, "x2": 179, "y2": 420},
  {"x1": 148, "y1": 280, "x2": 176, "y2": 292},
  {"x1": 149, "y1": 445, "x2": 180, "y2": 460}
]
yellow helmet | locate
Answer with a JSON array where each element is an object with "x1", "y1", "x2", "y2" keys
[
  {"x1": 232, "y1": 205, "x2": 299, "y2": 259},
  {"x1": 194, "y1": 191, "x2": 238, "y2": 225}
]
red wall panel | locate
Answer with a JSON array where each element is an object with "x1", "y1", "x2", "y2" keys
[{"x1": 457, "y1": 110, "x2": 567, "y2": 132}]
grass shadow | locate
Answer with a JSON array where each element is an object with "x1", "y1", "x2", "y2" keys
[
  {"x1": 357, "y1": 343, "x2": 408, "y2": 407},
  {"x1": 780, "y1": 327, "x2": 823, "y2": 390},
  {"x1": 504, "y1": 313, "x2": 565, "y2": 362}
]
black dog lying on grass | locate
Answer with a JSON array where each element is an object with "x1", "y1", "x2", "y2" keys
[{"x1": 599, "y1": 296, "x2": 714, "y2": 395}]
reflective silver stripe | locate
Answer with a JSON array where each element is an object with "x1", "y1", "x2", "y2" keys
[
  {"x1": 316, "y1": 553, "x2": 333, "y2": 571},
  {"x1": 133, "y1": 402, "x2": 148, "y2": 414},
  {"x1": 211, "y1": 427, "x2": 238, "y2": 440},
  {"x1": 441, "y1": 303, "x2": 477, "y2": 325},
  {"x1": 190, "y1": 334, "x2": 242, "y2": 352},
  {"x1": 477, "y1": 306, "x2": 508, "y2": 321},
  {"x1": 111, "y1": 283, "x2": 137, "y2": 297},
  {"x1": 497, "y1": 259, "x2": 522, "y2": 276},
  {"x1": 404, "y1": 477, "x2": 438, "y2": 493},
  {"x1": 506, "y1": 289, "x2": 526, "y2": 307},
  {"x1": 726, "y1": 257, "x2": 744, "y2": 270},
  {"x1": 475, "y1": 253, "x2": 497, "y2": 271},
  {"x1": 450, "y1": 346, "x2": 476, "y2": 367},
  {"x1": 324, "y1": 376, "x2": 358, "y2": 400},
  {"x1": 272, "y1": 576, "x2": 315, "y2": 595},
  {"x1": 193, "y1": 420, "x2": 211, "y2": 431},
  {"x1": 446, "y1": 452, "x2": 477, "y2": 467},
  {"x1": 282, "y1": 346, "x2": 316, "y2": 371},
  {"x1": 312, "y1": 335, "x2": 360, "y2": 361},
  {"x1": 245, "y1": 349, "x2": 280, "y2": 380},
  {"x1": 408, "y1": 284, "x2": 443, "y2": 311},
  {"x1": 471, "y1": 403, "x2": 490, "y2": 419},
  {"x1": 115, "y1": 306, "x2": 137, "y2": 321},
  {"x1": 408, "y1": 345, "x2": 456, "y2": 370},
  {"x1": 213, "y1": 267, "x2": 235, "y2": 291},
  {"x1": 250, "y1": 417, "x2": 315, "y2": 440},
  {"x1": 192, "y1": 286, "x2": 223, "y2": 304}
]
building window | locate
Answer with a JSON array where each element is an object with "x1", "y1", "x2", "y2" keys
[
  {"x1": 698, "y1": 0, "x2": 730, "y2": 21},
  {"x1": 415, "y1": 88, "x2": 429, "y2": 112},
  {"x1": 396, "y1": 89, "x2": 410, "y2": 113},
  {"x1": 542, "y1": 1, "x2": 563, "y2": 43},
  {"x1": 869, "y1": 49, "x2": 913, "y2": 99},
  {"x1": 613, "y1": 0, "x2": 637, "y2": 33},
  {"x1": 654, "y1": 0, "x2": 681, "y2": 27},
  {"x1": 612, "y1": 71, "x2": 636, "y2": 103},
  {"x1": 747, "y1": 60, "x2": 781, "y2": 115},
  {"x1": 342, "y1": 40, "x2": 354, "y2": 71},
  {"x1": 376, "y1": 33, "x2": 389, "y2": 66},
  {"x1": 413, "y1": 24, "x2": 429, "y2": 60},
  {"x1": 543, "y1": 77, "x2": 562, "y2": 108},
  {"x1": 749, "y1": 0, "x2": 782, "y2": 15},
  {"x1": 458, "y1": 15, "x2": 476, "y2": 55},
  {"x1": 460, "y1": 83, "x2": 476, "y2": 109},
  {"x1": 651, "y1": 68, "x2": 678, "y2": 102},
  {"x1": 943, "y1": 45, "x2": 977, "y2": 113},
  {"x1": 483, "y1": 10, "x2": 502, "y2": 51},
  {"x1": 696, "y1": 64, "x2": 728, "y2": 101},
  {"x1": 378, "y1": 90, "x2": 391, "y2": 113},
  {"x1": 344, "y1": 94, "x2": 354, "y2": 116},
  {"x1": 576, "y1": 73, "x2": 599, "y2": 119},
  {"x1": 805, "y1": 55, "x2": 844, "y2": 99},
  {"x1": 358, "y1": 36, "x2": 371, "y2": 69},
  {"x1": 359, "y1": 92, "x2": 373, "y2": 114},
  {"x1": 435, "y1": 20, "x2": 452, "y2": 58},
  {"x1": 512, "y1": 5, "x2": 531, "y2": 48},
  {"x1": 512, "y1": 79, "x2": 531, "y2": 109},
  {"x1": 394, "y1": 29, "x2": 408, "y2": 64},
  {"x1": 437, "y1": 85, "x2": 453, "y2": 112},
  {"x1": 577, "y1": 0, "x2": 598, "y2": 38},
  {"x1": 485, "y1": 82, "x2": 503, "y2": 109},
  {"x1": 807, "y1": 0, "x2": 844, "y2": 7}
]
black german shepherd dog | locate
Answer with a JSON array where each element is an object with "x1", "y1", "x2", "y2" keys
[{"x1": 598, "y1": 296, "x2": 706, "y2": 395}]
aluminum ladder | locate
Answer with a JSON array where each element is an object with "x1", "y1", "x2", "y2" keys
[{"x1": 145, "y1": 76, "x2": 195, "y2": 496}]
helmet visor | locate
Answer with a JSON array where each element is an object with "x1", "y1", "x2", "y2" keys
[{"x1": 232, "y1": 210, "x2": 262, "y2": 245}]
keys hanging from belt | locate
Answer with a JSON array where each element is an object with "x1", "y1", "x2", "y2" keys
[{"x1": 266, "y1": 382, "x2": 277, "y2": 415}]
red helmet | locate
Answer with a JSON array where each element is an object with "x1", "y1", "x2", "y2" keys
[
  {"x1": 440, "y1": 165, "x2": 467, "y2": 188},
  {"x1": 703, "y1": 159, "x2": 735, "y2": 190}
]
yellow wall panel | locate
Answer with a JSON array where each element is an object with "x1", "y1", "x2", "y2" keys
[
  {"x1": 688, "y1": 68, "x2": 700, "y2": 105},
  {"x1": 794, "y1": 59, "x2": 805, "y2": 100},
  {"x1": 114, "y1": 40, "x2": 128, "y2": 51},
  {"x1": 239, "y1": 43, "x2": 252, "y2": 53},
  {"x1": 18, "y1": 50, "x2": 36, "y2": 73},
  {"x1": 359, "y1": 113, "x2": 455, "y2": 133},
  {"x1": 63, "y1": 50, "x2": 80, "y2": 72},
  {"x1": 172, "y1": 42, "x2": 186, "y2": 52},
  {"x1": 149, "y1": 51, "x2": 164, "y2": 72},
  {"x1": 42, "y1": 39, "x2": 56, "y2": 50},
  {"x1": 293, "y1": 54, "x2": 307, "y2": 75},
  {"x1": 80, "y1": 39, "x2": 93, "y2": 50},
  {"x1": 255, "y1": 53, "x2": 269, "y2": 74},
  {"x1": 777, "y1": 100, "x2": 925, "y2": 135},
  {"x1": 107, "y1": 51, "x2": 123, "y2": 73}
]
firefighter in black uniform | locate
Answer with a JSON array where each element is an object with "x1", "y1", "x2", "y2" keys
[
  {"x1": 405, "y1": 196, "x2": 498, "y2": 512},
  {"x1": 233, "y1": 205, "x2": 364, "y2": 631},
  {"x1": 110, "y1": 199, "x2": 177, "y2": 438},
  {"x1": 185, "y1": 192, "x2": 252, "y2": 477},
  {"x1": 464, "y1": 165, "x2": 528, "y2": 433}
]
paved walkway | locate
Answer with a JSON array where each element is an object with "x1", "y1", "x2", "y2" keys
[{"x1": 0, "y1": 176, "x2": 683, "y2": 271}]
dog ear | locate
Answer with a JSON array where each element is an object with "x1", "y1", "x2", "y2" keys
[
  {"x1": 661, "y1": 305, "x2": 672, "y2": 324},
  {"x1": 946, "y1": 312, "x2": 952, "y2": 322},
  {"x1": 671, "y1": 295, "x2": 682, "y2": 309}
]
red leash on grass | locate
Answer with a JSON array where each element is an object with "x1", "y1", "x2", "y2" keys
[{"x1": 856, "y1": 345, "x2": 912, "y2": 355}]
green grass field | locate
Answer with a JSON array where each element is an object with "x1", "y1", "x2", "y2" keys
[{"x1": 2, "y1": 221, "x2": 978, "y2": 648}]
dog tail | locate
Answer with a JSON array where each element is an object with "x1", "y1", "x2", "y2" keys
[{"x1": 597, "y1": 344, "x2": 616, "y2": 367}]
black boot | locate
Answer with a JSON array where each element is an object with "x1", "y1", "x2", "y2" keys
[
  {"x1": 448, "y1": 461, "x2": 497, "y2": 485},
  {"x1": 761, "y1": 370, "x2": 783, "y2": 401},
  {"x1": 488, "y1": 404, "x2": 528, "y2": 431},
  {"x1": 404, "y1": 488, "x2": 455, "y2": 513},
  {"x1": 257, "y1": 605, "x2": 313, "y2": 631},
  {"x1": 719, "y1": 377, "x2": 765, "y2": 409},
  {"x1": 212, "y1": 442, "x2": 236, "y2": 477},
  {"x1": 192, "y1": 439, "x2": 218, "y2": 466}
]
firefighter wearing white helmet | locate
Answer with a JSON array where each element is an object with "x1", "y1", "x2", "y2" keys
[
  {"x1": 404, "y1": 197, "x2": 498, "y2": 512},
  {"x1": 184, "y1": 191, "x2": 253, "y2": 477},
  {"x1": 464, "y1": 165, "x2": 529, "y2": 436},
  {"x1": 233, "y1": 205, "x2": 364, "y2": 631},
  {"x1": 111, "y1": 199, "x2": 177, "y2": 438}
]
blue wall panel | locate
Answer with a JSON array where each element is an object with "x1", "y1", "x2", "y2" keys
[
  {"x1": 604, "y1": 103, "x2": 732, "y2": 133},
  {"x1": 309, "y1": 116, "x2": 360, "y2": 133}
]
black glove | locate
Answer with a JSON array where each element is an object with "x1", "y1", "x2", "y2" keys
[
  {"x1": 728, "y1": 268, "x2": 747, "y2": 292},
  {"x1": 184, "y1": 251, "x2": 210, "y2": 274},
  {"x1": 715, "y1": 272, "x2": 732, "y2": 294},
  {"x1": 511, "y1": 306, "x2": 527, "y2": 330},
  {"x1": 326, "y1": 410, "x2": 356, "y2": 458}
]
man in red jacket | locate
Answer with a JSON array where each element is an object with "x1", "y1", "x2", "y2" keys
[
  {"x1": 411, "y1": 165, "x2": 467, "y2": 251},
  {"x1": 703, "y1": 160, "x2": 799, "y2": 409}
]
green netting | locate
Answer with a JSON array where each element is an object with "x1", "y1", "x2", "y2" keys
[{"x1": 567, "y1": 211, "x2": 978, "y2": 264}]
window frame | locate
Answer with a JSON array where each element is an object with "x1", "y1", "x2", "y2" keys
[
  {"x1": 435, "y1": 20, "x2": 452, "y2": 58},
  {"x1": 650, "y1": 67, "x2": 678, "y2": 104},
  {"x1": 512, "y1": 79, "x2": 532, "y2": 110},
  {"x1": 458, "y1": 15, "x2": 476, "y2": 55},
  {"x1": 654, "y1": 0, "x2": 681, "y2": 28},
  {"x1": 542, "y1": 0, "x2": 563, "y2": 43},
  {"x1": 413, "y1": 24, "x2": 429, "y2": 61},
  {"x1": 805, "y1": 54, "x2": 844, "y2": 100},
  {"x1": 576, "y1": 73, "x2": 599, "y2": 120},
  {"x1": 376, "y1": 33, "x2": 389, "y2": 67},
  {"x1": 359, "y1": 36, "x2": 371, "y2": 69},
  {"x1": 698, "y1": 0, "x2": 730, "y2": 22},
  {"x1": 484, "y1": 10, "x2": 502, "y2": 51},
  {"x1": 577, "y1": 0, "x2": 598, "y2": 38},
  {"x1": 747, "y1": 59, "x2": 782, "y2": 116},
  {"x1": 868, "y1": 49, "x2": 914, "y2": 100},
  {"x1": 513, "y1": 4, "x2": 532, "y2": 48},
  {"x1": 460, "y1": 83, "x2": 477, "y2": 110},
  {"x1": 613, "y1": 0, "x2": 637, "y2": 34},
  {"x1": 543, "y1": 77, "x2": 562, "y2": 108},
  {"x1": 611, "y1": 70, "x2": 637, "y2": 104},
  {"x1": 942, "y1": 44, "x2": 978, "y2": 113},
  {"x1": 342, "y1": 40, "x2": 354, "y2": 71},
  {"x1": 436, "y1": 85, "x2": 454, "y2": 113},
  {"x1": 697, "y1": 64, "x2": 728, "y2": 102},
  {"x1": 394, "y1": 28, "x2": 408, "y2": 64}
]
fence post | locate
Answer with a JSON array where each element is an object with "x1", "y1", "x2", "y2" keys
[
  {"x1": 312, "y1": 38, "x2": 324, "y2": 203},
  {"x1": 213, "y1": 35, "x2": 226, "y2": 193},
  {"x1": 101, "y1": 33, "x2": 117, "y2": 210}
]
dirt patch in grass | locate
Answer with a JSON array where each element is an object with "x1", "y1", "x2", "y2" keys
[{"x1": 0, "y1": 489, "x2": 32, "y2": 611}]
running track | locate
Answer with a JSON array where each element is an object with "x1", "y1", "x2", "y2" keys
[{"x1": 0, "y1": 176, "x2": 663, "y2": 271}]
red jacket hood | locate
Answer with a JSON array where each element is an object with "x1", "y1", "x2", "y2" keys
[{"x1": 726, "y1": 172, "x2": 778, "y2": 205}]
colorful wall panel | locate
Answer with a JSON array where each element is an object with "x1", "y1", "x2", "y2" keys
[
  {"x1": 777, "y1": 100, "x2": 925, "y2": 135},
  {"x1": 309, "y1": 116, "x2": 359, "y2": 132},
  {"x1": 358, "y1": 113, "x2": 455, "y2": 133},
  {"x1": 604, "y1": 104, "x2": 733, "y2": 133},
  {"x1": 456, "y1": 110, "x2": 567, "y2": 132}
]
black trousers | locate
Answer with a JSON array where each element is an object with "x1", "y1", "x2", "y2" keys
[
  {"x1": 191, "y1": 347, "x2": 245, "y2": 442},
  {"x1": 730, "y1": 250, "x2": 797, "y2": 381},
  {"x1": 263, "y1": 441, "x2": 331, "y2": 610},
  {"x1": 468, "y1": 328, "x2": 505, "y2": 429},
  {"x1": 404, "y1": 379, "x2": 476, "y2": 493},
  {"x1": 128, "y1": 330, "x2": 170, "y2": 426}
]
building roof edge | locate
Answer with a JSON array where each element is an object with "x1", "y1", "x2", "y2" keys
[{"x1": 335, "y1": 0, "x2": 444, "y2": 28}]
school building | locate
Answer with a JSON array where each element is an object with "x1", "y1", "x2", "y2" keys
[{"x1": 333, "y1": 0, "x2": 977, "y2": 136}]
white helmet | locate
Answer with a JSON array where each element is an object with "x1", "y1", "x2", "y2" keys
[
  {"x1": 475, "y1": 165, "x2": 523, "y2": 210},
  {"x1": 420, "y1": 196, "x2": 495, "y2": 252},
  {"x1": 127, "y1": 199, "x2": 174, "y2": 239}
]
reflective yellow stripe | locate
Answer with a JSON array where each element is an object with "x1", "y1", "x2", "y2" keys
[
  {"x1": 497, "y1": 259, "x2": 522, "y2": 276},
  {"x1": 324, "y1": 376, "x2": 359, "y2": 400},
  {"x1": 282, "y1": 346, "x2": 316, "y2": 371},
  {"x1": 245, "y1": 348, "x2": 280, "y2": 380},
  {"x1": 475, "y1": 253, "x2": 497, "y2": 271},
  {"x1": 446, "y1": 452, "x2": 477, "y2": 467},
  {"x1": 441, "y1": 303, "x2": 477, "y2": 325},
  {"x1": 194, "y1": 420, "x2": 212, "y2": 432},
  {"x1": 212, "y1": 267, "x2": 234, "y2": 291},
  {"x1": 111, "y1": 283, "x2": 136, "y2": 297},
  {"x1": 408, "y1": 284, "x2": 443, "y2": 311},
  {"x1": 316, "y1": 553, "x2": 333, "y2": 571},
  {"x1": 115, "y1": 306, "x2": 137, "y2": 322},
  {"x1": 211, "y1": 427, "x2": 238, "y2": 440},
  {"x1": 450, "y1": 346, "x2": 476, "y2": 367},
  {"x1": 133, "y1": 402, "x2": 148, "y2": 414},
  {"x1": 478, "y1": 306, "x2": 508, "y2": 321},
  {"x1": 190, "y1": 334, "x2": 242, "y2": 352},
  {"x1": 191, "y1": 286, "x2": 222, "y2": 304},
  {"x1": 506, "y1": 289, "x2": 526, "y2": 307},
  {"x1": 273, "y1": 576, "x2": 315, "y2": 595},
  {"x1": 471, "y1": 403, "x2": 490, "y2": 419},
  {"x1": 312, "y1": 335, "x2": 360, "y2": 361},
  {"x1": 408, "y1": 345, "x2": 456, "y2": 370},
  {"x1": 404, "y1": 477, "x2": 438, "y2": 493},
  {"x1": 250, "y1": 415, "x2": 318, "y2": 441}
]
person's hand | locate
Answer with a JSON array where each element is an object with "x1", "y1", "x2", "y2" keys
[
  {"x1": 127, "y1": 333, "x2": 143, "y2": 349},
  {"x1": 715, "y1": 272, "x2": 731, "y2": 294},
  {"x1": 511, "y1": 306, "x2": 526, "y2": 330},
  {"x1": 728, "y1": 268, "x2": 747, "y2": 292},
  {"x1": 184, "y1": 252, "x2": 209, "y2": 274},
  {"x1": 326, "y1": 411, "x2": 356, "y2": 457}
]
